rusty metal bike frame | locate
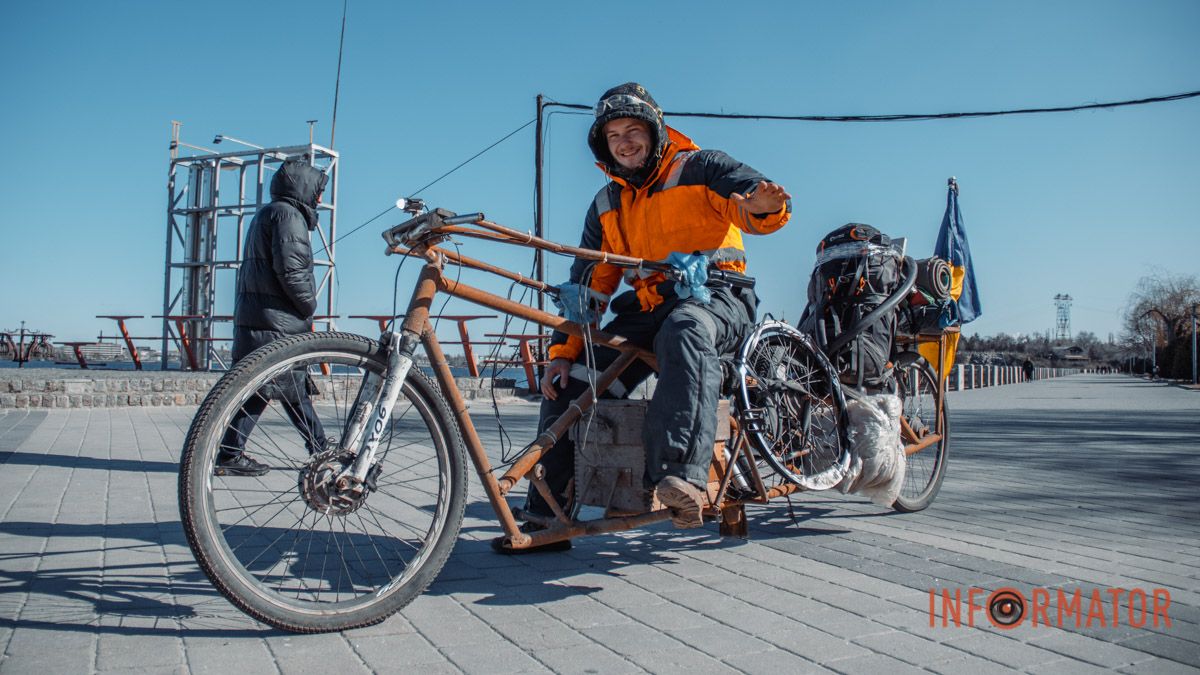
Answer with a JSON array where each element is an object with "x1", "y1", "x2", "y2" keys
[{"x1": 373, "y1": 209, "x2": 949, "y2": 549}]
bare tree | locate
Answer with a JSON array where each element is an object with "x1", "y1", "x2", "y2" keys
[
  {"x1": 1121, "y1": 271, "x2": 1199, "y2": 377},
  {"x1": 1122, "y1": 271, "x2": 1200, "y2": 346}
]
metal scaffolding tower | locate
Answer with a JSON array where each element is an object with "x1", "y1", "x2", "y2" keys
[
  {"x1": 163, "y1": 124, "x2": 338, "y2": 370},
  {"x1": 1054, "y1": 293, "x2": 1073, "y2": 343}
]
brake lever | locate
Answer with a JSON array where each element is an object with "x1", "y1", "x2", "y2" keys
[{"x1": 382, "y1": 207, "x2": 460, "y2": 248}]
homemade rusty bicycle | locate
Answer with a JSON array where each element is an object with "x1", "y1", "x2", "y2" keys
[{"x1": 178, "y1": 204, "x2": 950, "y2": 632}]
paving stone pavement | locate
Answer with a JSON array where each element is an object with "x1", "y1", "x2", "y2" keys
[{"x1": 0, "y1": 373, "x2": 1197, "y2": 673}]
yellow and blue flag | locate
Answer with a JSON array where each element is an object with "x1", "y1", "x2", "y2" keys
[
  {"x1": 918, "y1": 178, "x2": 981, "y2": 377},
  {"x1": 935, "y1": 178, "x2": 981, "y2": 324}
]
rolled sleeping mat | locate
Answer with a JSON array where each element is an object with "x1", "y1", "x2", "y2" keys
[{"x1": 914, "y1": 256, "x2": 952, "y2": 301}]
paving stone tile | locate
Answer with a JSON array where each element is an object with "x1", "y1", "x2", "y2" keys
[
  {"x1": 750, "y1": 620, "x2": 874, "y2": 664},
  {"x1": 580, "y1": 622, "x2": 686, "y2": 656},
  {"x1": 183, "y1": 634, "x2": 277, "y2": 674},
  {"x1": 925, "y1": 653, "x2": 1029, "y2": 675},
  {"x1": 791, "y1": 606, "x2": 894, "y2": 639},
  {"x1": 1026, "y1": 658, "x2": 1128, "y2": 675},
  {"x1": 262, "y1": 632, "x2": 369, "y2": 672},
  {"x1": 942, "y1": 631, "x2": 1067, "y2": 669},
  {"x1": 722, "y1": 648, "x2": 832, "y2": 674},
  {"x1": 540, "y1": 598, "x2": 634, "y2": 630},
  {"x1": 662, "y1": 624, "x2": 774, "y2": 658},
  {"x1": 440, "y1": 638, "x2": 552, "y2": 674},
  {"x1": 850, "y1": 630, "x2": 959, "y2": 666},
  {"x1": 96, "y1": 628, "x2": 185, "y2": 671},
  {"x1": 488, "y1": 616, "x2": 592, "y2": 651},
  {"x1": 1117, "y1": 659, "x2": 1200, "y2": 674},
  {"x1": 529, "y1": 644, "x2": 644, "y2": 674},
  {"x1": 1028, "y1": 629, "x2": 1160, "y2": 667},
  {"x1": 3, "y1": 627, "x2": 96, "y2": 672},
  {"x1": 611, "y1": 600, "x2": 717, "y2": 632},
  {"x1": 1117, "y1": 632, "x2": 1200, "y2": 666},
  {"x1": 625, "y1": 646, "x2": 741, "y2": 674},
  {"x1": 822, "y1": 652, "x2": 931, "y2": 675}
]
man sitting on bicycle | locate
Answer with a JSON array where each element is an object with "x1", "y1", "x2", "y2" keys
[{"x1": 505, "y1": 82, "x2": 791, "y2": 551}]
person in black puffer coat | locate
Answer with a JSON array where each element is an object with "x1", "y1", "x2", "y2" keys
[{"x1": 216, "y1": 159, "x2": 329, "y2": 476}]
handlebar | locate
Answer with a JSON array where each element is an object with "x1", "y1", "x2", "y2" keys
[
  {"x1": 643, "y1": 261, "x2": 756, "y2": 290},
  {"x1": 381, "y1": 204, "x2": 755, "y2": 291},
  {"x1": 707, "y1": 268, "x2": 756, "y2": 290},
  {"x1": 382, "y1": 208, "x2": 486, "y2": 249}
]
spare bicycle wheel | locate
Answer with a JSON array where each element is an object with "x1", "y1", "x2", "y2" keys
[
  {"x1": 892, "y1": 352, "x2": 948, "y2": 512},
  {"x1": 734, "y1": 321, "x2": 850, "y2": 490}
]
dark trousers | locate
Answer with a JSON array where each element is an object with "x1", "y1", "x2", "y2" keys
[
  {"x1": 217, "y1": 367, "x2": 326, "y2": 462},
  {"x1": 527, "y1": 286, "x2": 752, "y2": 517}
]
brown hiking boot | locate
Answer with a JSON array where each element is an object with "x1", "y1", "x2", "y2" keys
[{"x1": 655, "y1": 476, "x2": 705, "y2": 529}]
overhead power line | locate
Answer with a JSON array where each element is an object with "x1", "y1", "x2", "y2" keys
[
  {"x1": 329, "y1": 0, "x2": 349, "y2": 149},
  {"x1": 545, "y1": 89, "x2": 1200, "y2": 122},
  {"x1": 332, "y1": 88, "x2": 1198, "y2": 245},
  {"x1": 332, "y1": 117, "x2": 536, "y2": 245}
]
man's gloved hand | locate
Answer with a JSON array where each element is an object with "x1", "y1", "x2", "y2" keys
[
  {"x1": 666, "y1": 252, "x2": 711, "y2": 304},
  {"x1": 552, "y1": 282, "x2": 606, "y2": 324}
]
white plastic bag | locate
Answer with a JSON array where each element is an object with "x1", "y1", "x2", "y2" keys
[{"x1": 837, "y1": 394, "x2": 906, "y2": 506}]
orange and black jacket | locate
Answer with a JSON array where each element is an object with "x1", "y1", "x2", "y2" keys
[{"x1": 548, "y1": 126, "x2": 790, "y2": 362}]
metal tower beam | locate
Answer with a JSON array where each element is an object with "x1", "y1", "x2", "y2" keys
[{"x1": 163, "y1": 127, "x2": 338, "y2": 370}]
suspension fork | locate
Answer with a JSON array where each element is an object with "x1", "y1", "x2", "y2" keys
[{"x1": 336, "y1": 263, "x2": 439, "y2": 493}]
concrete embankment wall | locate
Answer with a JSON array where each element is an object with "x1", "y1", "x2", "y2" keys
[{"x1": 0, "y1": 368, "x2": 519, "y2": 408}]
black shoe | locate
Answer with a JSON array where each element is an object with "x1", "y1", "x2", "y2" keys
[
  {"x1": 214, "y1": 453, "x2": 271, "y2": 477},
  {"x1": 491, "y1": 520, "x2": 572, "y2": 554}
]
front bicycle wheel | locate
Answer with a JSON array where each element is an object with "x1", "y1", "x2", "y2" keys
[
  {"x1": 735, "y1": 321, "x2": 850, "y2": 490},
  {"x1": 892, "y1": 352, "x2": 948, "y2": 512},
  {"x1": 178, "y1": 332, "x2": 467, "y2": 633}
]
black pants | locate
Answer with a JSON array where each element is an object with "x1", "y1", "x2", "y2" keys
[
  {"x1": 217, "y1": 367, "x2": 326, "y2": 462},
  {"x1": 527, "y1": 285, "x2": 753, "y2": 517}
]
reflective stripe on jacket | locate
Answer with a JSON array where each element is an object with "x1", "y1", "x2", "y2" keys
[{"x1": 548, "y1": 126, "x2": 789, "y2": 362}]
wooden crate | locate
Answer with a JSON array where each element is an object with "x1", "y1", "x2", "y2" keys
[{"x1": 572, "y1": 399, "x2": 729, "y2": 515}]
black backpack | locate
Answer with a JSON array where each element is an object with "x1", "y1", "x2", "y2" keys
[{"x1": 798, "y1": 224, "x2": 902, "y2": 389}]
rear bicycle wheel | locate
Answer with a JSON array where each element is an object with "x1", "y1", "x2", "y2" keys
[
  {"x1": 734, "y1": 321, "x2": 850, "y2": 490},
  {"x1": 892, "y1": 352, "x2": 948, "y2": 512},
  {"x1": 178, "y1": 332, "x2": 467, "y2": 632}
]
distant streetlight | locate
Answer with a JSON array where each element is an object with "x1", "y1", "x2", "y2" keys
[
  {"x1": 1141, "y1": 310, "x2": 1164, "y2": 380},
  {"x1": 1192, "y1": 303, "x2": 1197, "y2": 385}
]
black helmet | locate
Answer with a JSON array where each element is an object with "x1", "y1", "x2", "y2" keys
[{"x1": 587, "y1": 82, "x2": 667, "y2": 176}]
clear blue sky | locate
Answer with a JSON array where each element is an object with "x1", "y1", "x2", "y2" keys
[{"x1": 2, "y1": 1, "x2": 1197, "y2": 348}]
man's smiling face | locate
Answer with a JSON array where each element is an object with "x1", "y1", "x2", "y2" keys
[{"x1": 604, "y1": 117, "x2": 653, "y2": 172}]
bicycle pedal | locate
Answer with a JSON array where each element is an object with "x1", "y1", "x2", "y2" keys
[{"x1": 739, "y1": 408, "x2": 767, "y2": 432}]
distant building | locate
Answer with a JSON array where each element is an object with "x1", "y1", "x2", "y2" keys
[
  {"x1": 1052, "y1": 345, "x2": 1089, "y2": 362},
  {"x1": 79, "y1": 343, "x2": 124, "y2": 361}
]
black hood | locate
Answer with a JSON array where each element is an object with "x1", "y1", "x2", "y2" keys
[{"x1": 270, "y1": 159, "x2": 328, "y2": 230}]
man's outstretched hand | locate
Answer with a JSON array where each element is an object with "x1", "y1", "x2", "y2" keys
[{"x1": 731, "y1": 180, "x2": 791, "y2": 215}]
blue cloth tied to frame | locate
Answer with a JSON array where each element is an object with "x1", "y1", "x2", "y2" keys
[
  {"x1": 667, "y1": 251, "x2": 711, "y2": 304},
  {"x1": 553, "y1": 282, "x2": 602, "y2": 324}
]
